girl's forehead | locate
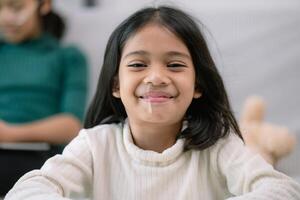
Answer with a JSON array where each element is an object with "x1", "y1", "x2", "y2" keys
[
  {"x1": 1, "y1": 0, "x2": 23, "y2": 4},
  {"x1": 122, "y1": 23, "x2": 190, "y2": 56},
  {"x1": 0, "y1": 0, "x2": 32, "y2": 6},
  {"x1": 132, "y1": 23, "x2": 174, "y2": 39}
]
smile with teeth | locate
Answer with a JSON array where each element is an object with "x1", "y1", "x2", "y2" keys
[{"x1": 139, "y1": 91, "x2": 175, "y2": 103}]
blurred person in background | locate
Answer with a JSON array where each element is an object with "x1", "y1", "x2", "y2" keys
[{"x1": 0, "y1": 0, "x2": 88, "y2": 195}]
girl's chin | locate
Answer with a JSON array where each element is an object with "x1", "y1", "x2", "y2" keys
[
  {"x1": 3, "y1": 35, "x2": 25, "y2": 44},
  {"x1": 140, "y1": 113, "x2": 179, "y2": 124},
  {"x1": 141, "y1": 97, "x2": 173, "y2": 104}
]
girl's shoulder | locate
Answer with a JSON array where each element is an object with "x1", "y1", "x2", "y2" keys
[
  {"x1": 58, "y1": 45, "x2": 88, "y2": 70},
  {"x1": 59, "y1": 45, "x2": 86, "y2": 60},
  {"x1": 206, "y1": 133, "x2": 245, "y2": 163},
  {"x1": 79, "y1": 122, "x2": 124, "y2": 147},
  {"x1": 84, "y1": 122, "x2": 123, "y2": 135},
  {"x1": 207, "y1": 132, "x2": 258, "y2": 177},
  {"x1": 211, "y1": 133, "x2": 243, "y2": 151},
  {"x1": 39, "y1": 34, "x2": 86, "y2": 63}
]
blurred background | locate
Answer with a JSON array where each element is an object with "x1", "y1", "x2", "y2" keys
[{"x1": 53, "y1": 0, "x2": 300, "y2": 180}]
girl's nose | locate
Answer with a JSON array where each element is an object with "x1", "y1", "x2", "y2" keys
[{"x1": 143, "y1": 67, "x2": 171, "y2": 86}]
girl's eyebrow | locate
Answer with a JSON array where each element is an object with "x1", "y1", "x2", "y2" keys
[
  {"x1": 166, "y1": 51, "x2": 191, "y2": 59},
  {"x1": 123, "y1": 50, "x2": 191, "y2": 59},
  {"x1": 123, "y1": 50, "x2": 149, "y2": 59}
]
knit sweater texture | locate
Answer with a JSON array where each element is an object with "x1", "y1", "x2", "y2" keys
[
  {"x1": 5, "y1": 121, "x2": 300, "y2": 200},
  {"x1": 0, "y1": 34, "x2": 88, "y2": 123}
]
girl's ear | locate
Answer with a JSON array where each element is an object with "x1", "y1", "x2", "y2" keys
[
  {"x1": 40, "y1": 0, "x2": 51, "y2": 16},
  {"x1": 193, "y1": 90, "x2": 202, "y2": 99},
  {"x1": 193, "y1": 83, "x2": 202, "y2": 99},
  {"x1": 112, "y1": 77, "x2": 120, "y2": 98}
]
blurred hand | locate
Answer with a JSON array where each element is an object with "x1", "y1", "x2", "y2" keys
[
  {"x1": 240, "y1": 96, "x2": 296, "y2": 166},
  {"x1": 0, "y1": 120, "x2": 16, "y2": 142}
]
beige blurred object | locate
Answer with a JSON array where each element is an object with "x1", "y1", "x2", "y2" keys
[{"x1": 240, "y1": 96, "x2": 296, "y2": 166}]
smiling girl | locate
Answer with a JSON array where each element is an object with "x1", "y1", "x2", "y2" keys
[{"x1": 5, "y1": 6, "x2": 300, "y2": 200}]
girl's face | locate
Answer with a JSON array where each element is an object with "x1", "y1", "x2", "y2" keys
[
  {"x1": 114, "y1": 23, "x2": 201, "y2": 126},
  {"x1": 0, "y1": 0, "x2": 41, "y2": 43}
]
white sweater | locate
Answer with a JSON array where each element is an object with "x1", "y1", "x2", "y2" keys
[{"x1": 5, "y1": 121, "x2": 300, "y2": 200}]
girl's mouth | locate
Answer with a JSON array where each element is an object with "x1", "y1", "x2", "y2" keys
[{"x1": 139, "y1": 91, "x2": 174, "y2": 103}]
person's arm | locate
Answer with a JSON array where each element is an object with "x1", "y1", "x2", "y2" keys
[
  {"x1": 0, "y1": 114, "x2": 81, "y2": 144},
  {"x1": 4, "y1": 130, "x2": 93, "y2": 200},
  {"x1": 212, "y1": 134, "x2": 300, "y2": 200},
  {"x1": 0, "y1": 46, "x2": 87, "y2": 145}
]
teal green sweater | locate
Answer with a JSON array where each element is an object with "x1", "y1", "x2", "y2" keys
[{"x1": 0, "y1": 34, "x2": 88, "y2": 123}]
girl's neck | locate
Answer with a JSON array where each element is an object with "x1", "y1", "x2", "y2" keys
[
  {"x1": 22, "y1": 20, "x2": 43, "y2": 43},
  {"x1": 29, "y1": 24, "x2": 42, "y2": 40},
  {"x1": 128, "y1": 119, "x2": 182, "y2": 153}
]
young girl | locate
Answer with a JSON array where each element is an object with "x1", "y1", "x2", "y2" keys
[
  {"x1": 5, "y1": 6, "x2": 300, "y2": 200},
  {"x1": 0, "y1": 0, "x2": 87, "y2": 196}
]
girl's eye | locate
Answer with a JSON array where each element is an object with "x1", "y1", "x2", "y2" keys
[
  {"x1": 8, "y1": 2, "x2": 24, "y2": 11},
  {"x1": 12, "y1": 5, "x2": 23, "y2": 11},
  {"x1": 127, "y1": 63, "x2": 147, "y2": 68},
  {"x1": 167, "y1": 63, "x2": 186, "y2": 71},
  {"x1": 167, "y1": 63, "x2": 185, "y2": 67}
]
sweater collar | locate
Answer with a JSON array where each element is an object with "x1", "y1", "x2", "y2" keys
[
  {"x1": 122, "y1": 120, "x2": 186, "y2": 167},
  {"x1": 0, "y1": 33, "x2": 59, "y2": 51}
]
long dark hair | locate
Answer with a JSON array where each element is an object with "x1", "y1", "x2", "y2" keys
[
  {"x1": 84, "y1": 6, "x2": 243, "y2": 150},
  {"x1": 38, "y1": 0, "x2": 65, "y2": 40}
]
